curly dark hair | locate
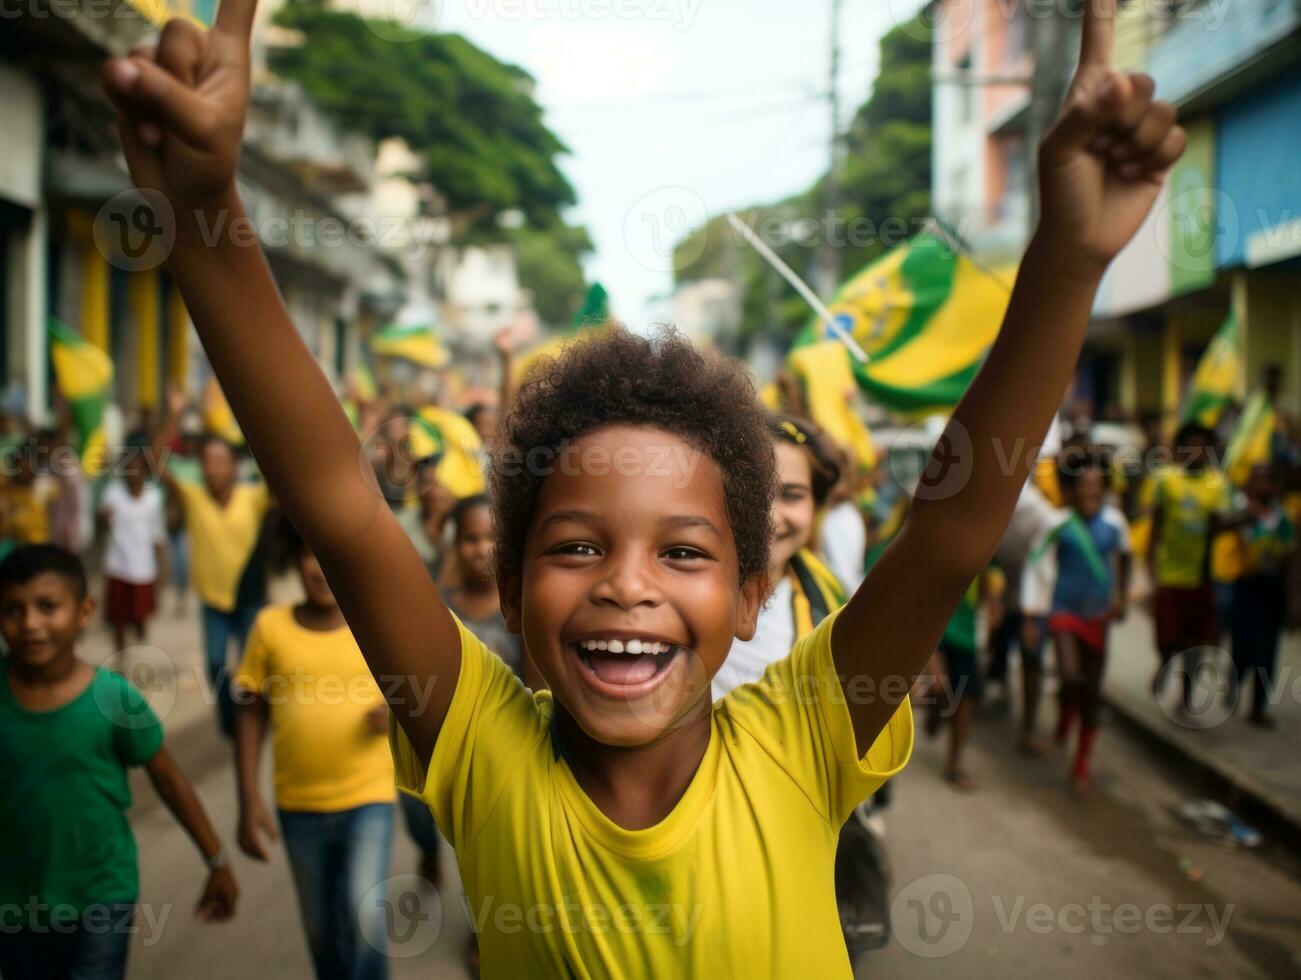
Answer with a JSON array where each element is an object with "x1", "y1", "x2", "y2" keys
[{"x1": 489, "y1": 326, "x2": 777, "y2": 587}]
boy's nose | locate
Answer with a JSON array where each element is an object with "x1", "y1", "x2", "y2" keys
[{"x1": 591, "y1": 552, "x2": 663, "y2": 610}]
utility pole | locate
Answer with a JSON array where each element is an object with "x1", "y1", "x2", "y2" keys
[
  {"x1": 817, "y1": 0, "x2": 845, "y2": 302},
  {"x1": 1025, "y1": 0, "x2": 1077, "y2": 233}
]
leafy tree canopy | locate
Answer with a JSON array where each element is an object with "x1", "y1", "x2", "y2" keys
[
  {"x1": 673, "y1": 15, "x2": 932, "y2": 346},
  {"x1": 270, "y1": 0, "x2": 577, "y2": 231}
]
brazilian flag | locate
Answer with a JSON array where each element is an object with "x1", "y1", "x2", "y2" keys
[
  {"x1": 370, "y1": 322, "x2": 449, "y2": 370},
  {"x1": 790, "y1": 227, "x2": 1015, "y2": 417},
  {"x1": 1180, "y1": 312, "x2": 1242, "y2": 428},
  {"x1": 47, "y1": 318, "x2": 113, "y2": 474},
  {"x1": 1225, "y1": 391, "x2": 1276, "y2": 487}
]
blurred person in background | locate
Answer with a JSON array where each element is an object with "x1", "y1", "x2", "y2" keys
[
  {"x1": 988, "y1": 478, "x2": 1057, "y2": 754},
  {"x1": 1148, "y1": 422, "x2": 1240, "y2": 714},
  {"x1": 819, "y1": 446, "x2": 869, "y2": 594},
  {"x1": 153, "y1": 388, "x2": 273, "y2": 736},
  {"x1": 1022, "y1": 460, "x2": 1132, "y2": 792},
  {"x1": 233, "y1": 516, "x2": 395, "y2": 980},
  {"x1": 97, "y1": 440, "x2": 167, "y2": 654},
  {"x1": 1228, "y1": 463, "x2": 1295, "y2": 729}
]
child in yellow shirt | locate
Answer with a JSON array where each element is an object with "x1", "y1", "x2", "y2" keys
[
  {"x1": 104, "y1": 1, "x2": 1185, "y2": 972},
  {"x1": 232, "y1": 517, "x2": 396, "y2": 978}
]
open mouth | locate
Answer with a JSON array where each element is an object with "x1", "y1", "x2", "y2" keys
[{"x1": 570, "y1": 637, "x2": 687, "y2": 700}]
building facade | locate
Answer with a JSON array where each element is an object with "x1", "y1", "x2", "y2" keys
[{"x1": 932, "y1": 0, "x2": 1301, "y2": 431}]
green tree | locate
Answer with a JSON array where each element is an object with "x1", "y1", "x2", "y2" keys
[
  {"x1": 507, "y1": 221, "x2": 594, "y2": 328},
  {"x1": 270, "y1": 0, "x2": 577, "y2": 231},
  {"x1": 673, "y1": 15, "x2": 932, "y2": 346}
]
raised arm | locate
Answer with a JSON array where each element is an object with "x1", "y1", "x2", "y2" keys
[
  {"x1": 834, "y1": 0, "x2": 1187, "y2": 753},
  {"x1": 101, "y1": 0, "x2": 459, "y2": 764}
]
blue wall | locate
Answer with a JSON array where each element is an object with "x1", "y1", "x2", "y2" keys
[{"x1": 1216, "y1": 66, "x2": 1301, "y2": 268}]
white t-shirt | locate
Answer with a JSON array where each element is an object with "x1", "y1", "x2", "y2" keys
[
  {"x1": 820, "y1": 500, "x2": 867, "y2": 593},
  {"x1": 712, "y1": 576, "x2": 795, "y2": 699},
  {"x1": 101, "y1": 482, "x2": 165, "y2": 584}
]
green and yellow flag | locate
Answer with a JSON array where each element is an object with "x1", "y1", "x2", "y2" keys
[
  {"x1": 791, "y1": 228, "x2": 1015, "y2": 417},
  {"x1": 513, "y1": 282, "x2": 612, "y2": 386},
  {"x1": 370, "y1": 322, "x2": 449, "y2": 370},
  {"x1": 1225, "y1": 391, "x2": 1276, "y2": 487},
  {"x1": 47, "y1": 318, "x2": 112, "y2": 474},
  {"x1": 1180, "y1": 312, "x2": 1242, "y2": 428}
]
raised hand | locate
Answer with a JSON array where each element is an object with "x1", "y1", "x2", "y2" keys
[
  {"x1": 1037, "y1": 0, "x2": 1186, "y2": 272},
  {"x1": 100, "y1": 0, "x2": 258, "y2": 207}
]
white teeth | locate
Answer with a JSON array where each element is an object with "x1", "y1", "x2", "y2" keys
[{"x1": 578, "y1": 638, "x2": 676, "y2": 654}]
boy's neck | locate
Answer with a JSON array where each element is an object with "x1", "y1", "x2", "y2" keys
[
  {"x1": 8, "y1": 648, "x2": 82, "y2": 688},
  {"x1": 293, "y1": 600, "x2": 345, "y2": 630},
  {"x1": 553, "y1": 697, "x2": 713, "y2": 831}
]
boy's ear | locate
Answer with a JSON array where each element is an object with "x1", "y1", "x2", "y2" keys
[
  {"x1": 735, "y1": 572, "x2": 768, "y2": 643},
  {"x1": 78, "y1": 595, "x2": 95, "y2": 631},
  {"x1": 498, "y1": 570, "x2": 523, "y2": 635}
]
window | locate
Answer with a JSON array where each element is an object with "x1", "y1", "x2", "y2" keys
[{"x1": 958, "y1": 54, "x2": 974, "y2": 125}]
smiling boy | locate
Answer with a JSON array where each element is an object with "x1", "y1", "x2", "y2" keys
[{"x1": 101, "y1": 0, "x2": 1187, "y2": 972}]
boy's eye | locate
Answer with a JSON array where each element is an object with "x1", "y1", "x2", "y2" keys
[
  {"x1": 552, "y1": 543, "x2": 600, "y2": 557},
  {"x1": 663, "y1": 546, "x2": 708, "y2": 562}
]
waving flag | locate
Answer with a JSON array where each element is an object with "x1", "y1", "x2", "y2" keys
[
  {"x1": 48, "y1": 318, "x2": 113, "y2": 473},
  {"x1": 1225, "y1": 391, "x2": 1276, "y2": 487},
  {"x1": 1180, "y1": 312, "x2": 1242, "y2": 428},
  {"x1": 370, "y1": 322, "x2": 449, "y2": 369},
  {"x1": 792, "y1": 227, "x2": 1015, "y2": 417}
]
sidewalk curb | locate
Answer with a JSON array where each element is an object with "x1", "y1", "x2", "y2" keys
[{"x1": 1104, "y1": 688, "x2": 1301, "y2": 851}]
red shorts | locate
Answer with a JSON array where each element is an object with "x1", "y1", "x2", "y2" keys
[
  {"x1": 104, "y1": 577, "x2": 156, "y2": 627},
  {"x1": 1047, "y1": 612, "x2": 1108, "y2": 655},
  {"x1": 1154, "y1": 584, "x2": 1217, "y2": 654}
]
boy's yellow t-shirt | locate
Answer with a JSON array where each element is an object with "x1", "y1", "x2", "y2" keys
[
  {"x1": 235, "y1": 605, "x2": 395, "y2": 812},
  {"x1": 177, "y1": 480, "x2": 270, "y2": 611},
  {"x1": 1152, "y1": 468, "x2": 1233, "y2": 588},
  {"x1": 391, "y1": 611, "x2": 913, "y2": 978}
]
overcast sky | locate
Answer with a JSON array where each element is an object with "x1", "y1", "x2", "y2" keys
[{"x1": 411, "y1": 0, "x2": 928, "y2": 324}]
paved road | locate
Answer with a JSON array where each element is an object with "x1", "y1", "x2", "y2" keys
[{"x1": 121, "y1": 685, "x2": 1301, "y2": 979}]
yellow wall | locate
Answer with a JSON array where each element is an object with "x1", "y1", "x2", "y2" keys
[
  {"x1": 131, "y1": 271, "x2": 160, "y2": 410},
  {"x1": 1241, "y1": 267, "x2": 1301, "y2": 415}
]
